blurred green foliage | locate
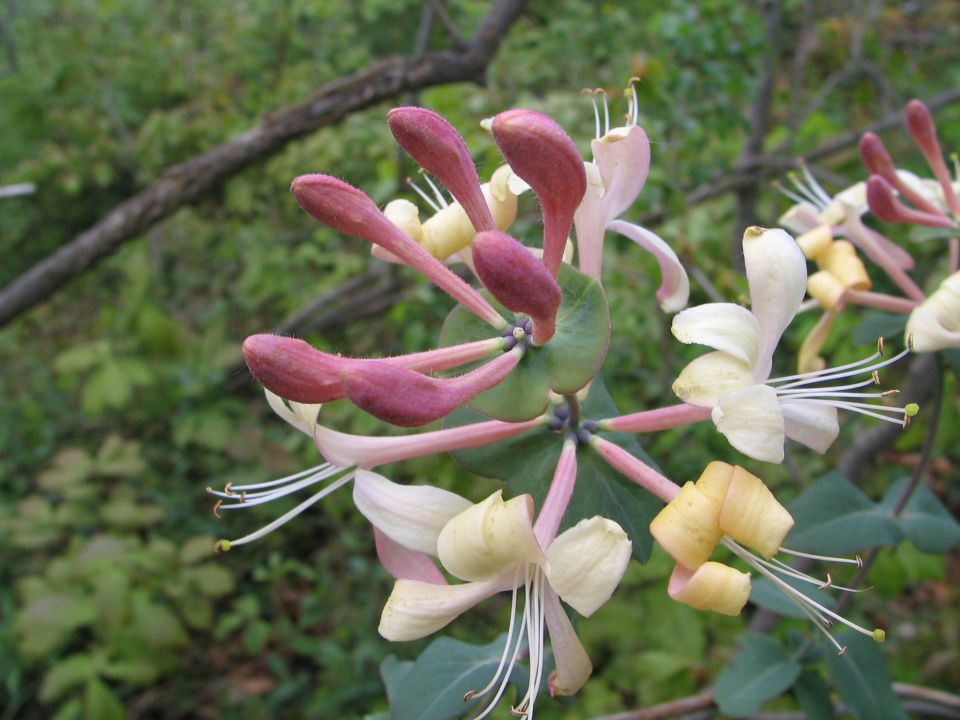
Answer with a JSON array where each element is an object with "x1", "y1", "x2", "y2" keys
[{"x1": 2, "y1": 0, "x2": 960, "y2": 717}]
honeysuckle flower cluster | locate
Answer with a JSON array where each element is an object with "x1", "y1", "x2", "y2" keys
[
  {"x1": 780, "y1": 98, "x2": 960, "y2": 365},
  {"x1": 213, "y1": 89, "x2": 911, "y2": 716}
]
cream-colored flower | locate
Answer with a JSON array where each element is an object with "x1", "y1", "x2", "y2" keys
[{"x1": 906, "y1": 271, "x2": 960, "y2": 351}]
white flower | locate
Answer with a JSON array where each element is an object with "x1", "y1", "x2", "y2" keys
[{"x1": 906, "y1": 270, "x2": 960, "y2": 351}]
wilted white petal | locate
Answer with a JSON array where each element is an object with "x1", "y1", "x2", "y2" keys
[
  {"x1": 712, "y1": 385, "x2": 785, "y2": 463},
  {"x1": 378, "y1": 576, "x2": 505, "y2": 641},
  {"x1": 672, "y1": 351, "x2": 755, "y2": 407},
  {"x1": 353, "y1": 470, "x2": 471, "y2": 555},
  {"x1": 608, "y1": 220, "x2": 690, "y2": 312},
  {"x1": 437, "y1": 491, "x2": 545, "y2": 582},
  {"x1": 265, "y1": 390, "x2": 321, "y2": 437},
  {"x1": 543, "y1": 584, "x2": 593, "y2": 697},
  {"x1": 780, "y1": 401, "x2": 840, "y2": 454},
  {"x1": 546, "y1": 517, "x2": 632, "y2": 617},
  {"x1": 671, "y1": 303, "x2": 762, "y2": 366},
  {"x1": 742, "y1": 227, "x2": 807, "y2": 379}
]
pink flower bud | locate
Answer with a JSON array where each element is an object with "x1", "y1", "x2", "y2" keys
[
  {"x1": 341, "y1": 350, "x2": 522, "y2": 427},
  {"x1": 859, "y1": 132, "x2": 895, "y2": 177},
  {"x1": 387, "y1": 107, "x2": 495, "y2": 233},
  {"x1": 290, "y1": 174, "x2": 503, "y2": 327},
  {"x1": 867, "y1": 175, "x2": 956, "y2": 228},
  {"x1": 491, "y1": 110, "x2": 586, "y2": 276},
  {"x1": 243, "y1": 334, "x2": 345, "y2": 403},
  {"x1": 472, "y1": 231, "x2": 561, "y2": 344},
  {"x1": 905, "y1": 99, "x2": 960, "y2": 215}
]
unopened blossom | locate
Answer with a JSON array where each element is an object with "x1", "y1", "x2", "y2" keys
[
  {"x1": 906, "y1": 271, "x2": 960, "y2": 351},
  {"x1": 672, "y1": 226, "x2": 916, "y2": 463}
]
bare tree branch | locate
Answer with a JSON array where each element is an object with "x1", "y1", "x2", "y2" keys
[{"x1": 0, "y1": 0, "x2": 525, "y2": 329}]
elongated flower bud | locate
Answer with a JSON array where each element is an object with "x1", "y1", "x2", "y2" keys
[
  {"x1": 388, "y1": 107, "x2": 496, "y2": 233},
  {"x1": 291, "y1": 174, "x2": 504, "y2": 327},
  {"x1": 472, "y1": 231, "x2": 562, "y2": 344},
  {"x1": 866, "y1": 175, "x2": 955, "y2": 228},
  {"x1": 905, "y1": 99, "x2": 960, "y2": 215},
  {"x1": 243, "y1": 334, "x2": 344, "y2": 403},
  {"x1": 341, "y1": 349, "x2": 522, "y2": 427},
  {"x1": 859, "y1": 132, "x2": 895, "y2": 177},
  {"x1": 491, "y1": 110, "x2": 586, "y2": 276}
]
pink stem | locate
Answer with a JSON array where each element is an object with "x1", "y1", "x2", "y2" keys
[
  {"x1": 591, "y1": 436, "x2": 679, "y2": 503},
  {"x1": 602, "y1": 403, "x2": 711, "y2": 433},
  {"x1": 951, "y1": 238, "x2": 960, "y2": 274},
  {"x1": 394, "y1": 337, "x2": 505, "y2": 372},
  {"x1": 534, "y1": 441, "x2": 577, "y2": 547},
  {"x1": 844, "y1": 289, "x2": 920, "y2": 314},
  {"x1": 842, "y1": 216, "x2": 926, "y2": 302}
]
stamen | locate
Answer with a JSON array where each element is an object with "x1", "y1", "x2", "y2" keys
[
  {"x1": 467, "y1": 568, "x2": 523, "y2": 701},
  {"x1": 778, "y1": 547, "x2": 865, "y2": 567},
  {"x1": 787, "y1": 171, "x2": 828, "y2": 210},
  {"x1": 769, "y1": 345, "x2": 910, "y2": 388},
  {"x1": 597, "y1": 88, "x2": 610, "y2": 136},
  {"x1": 419, "y1": 169, "x2": 451, "y2": 209},
  {"x1": 209, "y1": 464, "x2": 347, "y2": 508},
  {"x1": 627, "y1": 77, "x2": 640, "y2": 127},
  {"x1": 407, "y1": 176, "x2": 442, "y2": 213},
  {"x1": 773, "y1": 180, "x2": 810, "y2": 208},
  {"x1": 799, "y1": 160, "x2": 834, "y2": 207},
  {"x1": 583, "y1": 89, "x2": 601, "y2": 140}
]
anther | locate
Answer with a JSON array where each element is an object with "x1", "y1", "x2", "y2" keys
[
  {"x1": 907, "y1": 332, "x2": 915, "y2": 351},
  {"x1": 818, "y1": 572, "x2": 833, "y2": 590},
  {"x1": 464, "y1": 690, "x2": 479, "y2": 702},
  {"x1": 871, "y1": 371, "x2": 880, "y2": 385},
  {"x1": 877, "y1": 337, "x2": 885, "y2": 355},
  {"x1": 855, "y1": 555, "x2": 863, "y2": 568},
  {"x1": 213, "y1": 500, "x2": 222, "y2": 519},
  {"x1": 838, "y1": 646, "x2": 848, "y2": 657}
]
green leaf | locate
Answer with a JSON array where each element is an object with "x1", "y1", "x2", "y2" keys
[
  {"x1": 792, "y1": 670, "x2": 836, "y2": 720},
  {"x1": 381, "y1": 635, "x2": 528, "y2": 720},
  {"x1": 879, "y1": 478, "x2": 960, "y2": 553},
  {"x1": 851, "y1": 312, "x2": 907, "y2": 346},
  {"x1": 15, "y1": 593, "x2": 98, "y2": 658},
  {"x1": 131, "y1": 596, "x2": 188, "y2": 648},
  {"x1": 438, "y1": 263, "x2": 609, "y2": 421},
  {"x1": 40, "y1": 654, "x2": 101, "y2": 703},
  {"x1": 83, "y1": 679, "x2": 125, "y2": 720},
  {"x1": 786, "y1": 473, "x2": 901, "y2": 554},
  {"x1": 908, "y1": 225, "x2": 958, "y2": 243},
  {"x1": 748, "y1": 574, "x2": 834, "y2": 620},
  {"x1": 714, "y1": 634, "x2": 802, "y2": 717},
  {"x1": 447, "y1": 376, "x2": 660, "y2": 561},
  {"x1": 825, "y1": 632, "x2": 906, "y2": 720}
]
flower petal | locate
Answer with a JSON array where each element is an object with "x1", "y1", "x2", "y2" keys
[
  {"x1": 593, "y1": 125, "x2": 650, "y2": 221},
  {"x1": 607, "y1": 220, "x2": 690, "y2": 312},
  {"x1": 437, "y1": 491, "x2": 545, "y2": 582},
  {"x1": 717, "y1": 465, "x2": 794, "y2": 558},
  {"x1": 742, "y1": 227, "x2": 807, "y2": 379},
  {"x1": 672, "y1": 351, "x2": 755, "y2": 407},
  {"x1": 711, "y1": 385, "x2": 785, "y2": 463},
  {"x1": 374, "y1": 527, "x2": 447, "y2": 584},
  {"x1": 906, "y1": 270, "x2": 960, "y2": 352},
  {"x1": 265, "y1": 390, "x2": 321, "y2": 438},
  {"x1": 667, "y1": 562, "x2": 751, "y2": 616},
  {"x1": 779, "y1": 201, "x2": 822, "y2": 235},
  {"x1": 353, "y1": 470, "x2": 471, "y2": 555},
  {"x1": 546, "y1": 517, "x2": 632, "y2": 617},
  {"x1": 378, "y1": 576, "x2": 504, "y2": 641},
  {"x1": 543, "y1": 584, "x2": 593, "y2": 697},
  {"x1": 780, "y1": 400, "x2": 840, "y2": 454},
  {"x1": 671, "y1": 303, "x2": 762, "y2": 366},
  {"x1": 650, "y1": 481, "x2": 724, "y2": 569}
]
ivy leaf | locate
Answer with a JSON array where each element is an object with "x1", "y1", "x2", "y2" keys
[
  {"x1": 879, "y1": 478, "x2": 960, "y2": 553},
  {"x1": 786, "y1": 473, "x2": 901, "y2": 554},
  {"x1": 439, "y1": 263, "x2": 610, "y2": 421},
  {"x1": 447, "y1": 376, "x2": 660, "y2": 562},
  {"x1": 826, "y1": 632, "x2": 906, "y2": 720},
  {"x1": 381, "y1": 635, "x2": 528, "y2": 720},
  {"x1": 714, "y1": 634, "x2": 802, "y2": 717}
]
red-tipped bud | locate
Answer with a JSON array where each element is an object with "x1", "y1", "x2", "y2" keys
[
  {"x1": 867, "y1": 175, "x2": 956, "y2": 228},
  {"x1": 859, "y1": 132, "x2": 895, "y2": 177},
  {"x1": 905, "y1": 100, "x2": 940, "y2": 159},
  {"x1": 243, "y1": 334, "x2": 345, "y2": 403},
  {"x1": 387, "y1": 107, "x2": 495, "y2": 233},
  {"x1": 341, "y1": 350, "x2": 521, "y2": 427},
  {"x1": 472, "y1": 231, "x2": 562, "y2": 345},
  {"x1": 491, "y1": 110, "x2": 586, "y2": 277}
]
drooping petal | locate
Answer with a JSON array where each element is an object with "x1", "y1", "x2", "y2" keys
[
  {"x1": 711, "y1": 384, "x2": 785, "y2": 463},
  {"x1": 716, "y1": 465, "x2": 794, "y2": 558},
  {"x1": 543, "y1": 584, "x2": 593, "y2": 697},
  {"x1": 672, "y1": 351, "x2": 755, "y2": 407},
  {"x1": 572, "y1": 162, "x2": 611, "y2": 279},
  {"x1": 742, "y1": 227, "x2": 807, "y2": 380},
  {"x1": 780, "y1": 400, "x2": 840, "y2": 454},
  {"x1": 352, "y1": 470, "x2": 471, "y2": 555},
  {"x1": 667, "y1": 562, "x2": 751, "y2": 616},
  {"x1": 671, "y1": 303, "x2": 762, "y2": 366},
  {"x1": 264, "y1": 390, "x2": 321, "y2": 437},
  {"x1": 546, "y1": 517, "x2": 631, "y2": 617},
  {"x1": 378, "y1": 576, "x2": 505, "y2": 641},
  {"x1": 607, "y1": 220, "x2": 690, "y2": 312},
  {"x1": 312, "y1": 417, "x2": 543, "y2": 469},
  {"x1": 797, "y1": 308, "x2": 837, "y2": 374},
  {"x1": 650, "y1": 481, "x2": 723, "y2": 569},
  {"x1": 374, "y1": 528, "x2": 447, "y2": 584},
  {"x1": 436, "y1": 491, "x2": 545, "y2": 582}
]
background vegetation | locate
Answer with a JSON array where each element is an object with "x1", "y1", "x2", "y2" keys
[{"x1": 1, "y1": 1, "x2": 958, "y2": 718}]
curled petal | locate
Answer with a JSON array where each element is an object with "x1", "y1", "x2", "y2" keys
[
  {"x1": 742, "y1": 227, "x2": 807, "y2": 379},
  {"x1": 436, "y1": 491, "x2": 544, "y2": 582},
  {"x1": 672, "y1": 351, "x2": 755, "y2": 407},
  {"x1": 717, "y1": 466, "x2": 794, "y2": 558},
  {"x1": 712, "y1": 385, "x2": 785, "y2": 463},
  {"x1": 671, "y1": 303, "x2": 762, "y2": 366},
  {"x1": 387, "y1": 106, "x2": 495, "y2": 233},
  {"x1": 378, "y1": 577, "x2": 505, "y2": 641},
  {"x1": 650, "y1": 481, "x2": 724, "y2": 569},
  {"x1": 353, "y1": 470, "x2": 471, "y2": 555},
  {"x1": 492, "y1": 110, "x2": 586, "y2": 276},
  {"x1": 546, "y1": 517, "x2": 631, "y2": 617},
  {"x1": 607, "y1": 220, "x2": 689, "y2": 312},
  {"x1": 374, "y1": 528, "x2": 447, "y2": 584},
  {"x1": 544, "y1": 584, "x2": 593, "y2": 697},
  {"x1": 668, "y1": 562, "x2": 751, "y2": 616},
  {"x1": 781, "y1": 400, "x2": 840, "y2": 454},
  {"x1": 472, "y1": 231, "x2": 562, "y2": 344},
  {"x1": 796, "y1": 224, "x2": 833, "y2": 261}
]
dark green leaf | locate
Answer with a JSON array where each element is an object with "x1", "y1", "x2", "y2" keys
[
  {"x1": 793, "y1": 670, "x2": 836, "y2": 720},
  {"x1": 880, "y1": 478, "x2": 960, "y2": 553},
  {"x1": 714, "y1": 634, "x2": 802, "y2": 717},
  {"x1": 83, "y1": 679, "x2": 125, "y2": 720},
  {"x1": 826, "y1": 632, "x2": 906, "y2": 720},
  {"x1": 748, "y1": 574, "x2": 834, "y2": 620},
  {"x1": 851, "y1": 312, "x2": 907, "y2": 346}
]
